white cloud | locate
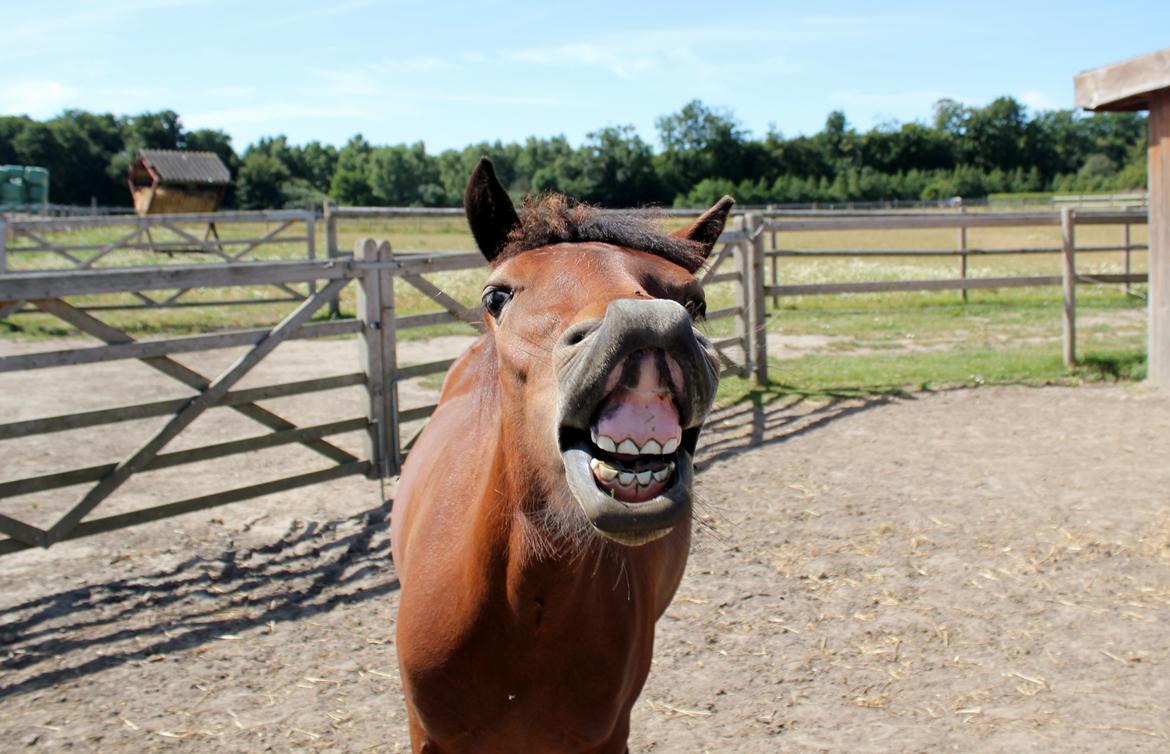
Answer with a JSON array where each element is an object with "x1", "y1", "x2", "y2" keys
[
  {"x1": 0, "y1": 80, "x2": 78, "y2": 118},
  {"x1": 1019, "y1": 90, "x2": 1063, "y2": 112}
]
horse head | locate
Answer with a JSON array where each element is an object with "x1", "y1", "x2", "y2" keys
[{"x1": 465, "y1": 157, "x2": 732, "y2": 546}]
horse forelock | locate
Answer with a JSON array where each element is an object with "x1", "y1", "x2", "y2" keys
[{"x1": 492, "y1": 193, "x2": 707, "y2": 273}]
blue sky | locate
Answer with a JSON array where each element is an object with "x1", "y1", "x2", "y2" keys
[{"x1": 2, "y1": 1, "x2": 1167, "y2": 153}]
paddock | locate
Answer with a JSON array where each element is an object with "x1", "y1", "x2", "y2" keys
[{"x1": 0, "y1": 332, "x2": 1167, "y2": 751}]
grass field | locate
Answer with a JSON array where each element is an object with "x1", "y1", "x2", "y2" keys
[{"x1": 1, "y1": 214, "x2": 1150, "y2": 396}]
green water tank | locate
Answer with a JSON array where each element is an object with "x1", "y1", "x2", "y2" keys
[
  {"x1": 0, "y1": 165, "x2": 50, "y2": 206},
  {"x1": 23, "y1": 166, "x2": 50, "y2": 205},
  {"x1": 0, "y1": 165, "x2": 23, "y2": 205}
]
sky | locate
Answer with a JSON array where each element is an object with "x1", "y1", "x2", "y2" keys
[{"x1": 2, "y1": 0, "x2": 1168, "y2": 154}]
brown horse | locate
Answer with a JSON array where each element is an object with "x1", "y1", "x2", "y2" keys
[{"x1": 391, "y1": 158, "x2": 733, "y2": 753}]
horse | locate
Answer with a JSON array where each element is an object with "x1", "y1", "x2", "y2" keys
[{"x1": 390, "y1": 158, "x2": 733, "y2": 753}]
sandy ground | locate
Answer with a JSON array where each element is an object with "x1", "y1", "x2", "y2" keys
[{"x1": 1, "y1": 336, "x2": 1169, "y2": 752}]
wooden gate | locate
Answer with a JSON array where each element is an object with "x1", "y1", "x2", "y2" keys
[{"x1": 0, "y1": 259, "x2": 373, "y2": 556}]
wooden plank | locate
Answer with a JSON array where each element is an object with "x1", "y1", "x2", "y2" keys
[
  {"x1": 1149, "y1": 92, "x2": 1170, "y2": 385},
  {"x1": 0, "y1": 259, "x2": 350, "y2": 301},
  {"x1": 746, "y1": 213, "x2": 768, "y2": 384},
  {"x1": 7, "y1": 209, "x2": 311, "y2": 233},
  {"x1": 706, "y1": 272, "x2": 740, "y2": 285},
  {"x1": 1075, "y1": 47, "x2": 1170, "y2": 111},
  {"x1": 0, "y1": 513, "x2": 45, "y2": 548},
  {"x1": 0, "y1": 319, "x2": 361, "y2": 373},
  {"x1": 0, "y1": 462, "x2": 371, "y2": 556},
  {"x1": 393, "y1": 358, "x2": 457, "y2": 381},
  {"x1": 356, "y1": 239, "x2": 392, "y2": 479},
  {"x1": 30, "y1": 298, "x2": 358, "y2": 466},
  {"x1": 703, "y1": 306, "x2": 742, "y2": 322},
  {"x1": 733, "y1": 232, "x2": 750, "y2": 380},
  {"x1": 230, "y1": 219, "x2": 295, "y2": 261},
  {"x1": 400, "y1": 273, "x2": 482, "y2": 327},
  {"x1": 0, "y1": 373, "x2": 365, "y2": 440},
  {"x1": 46, "y1": 276, "x2": 350, "y2": 543},
  {"x1": 699, "y1": 241, "x2": 736, "y2": 286},
  {"x1": 0, "y1": 417, "x2": 368, "y2": 499},
  {"x1": 766, "y1": 275, "x2": 1063, "y2": 296},
  {"x1": 765, "y1": 209, "x2": 1146, "y2": 233},
  {"x1": 0, "y1": 217, "x2": 7, "y2": 273},
  {"x1": 1061, "y1": 208, "x2": 1077, "y2": 367},
  {"x1": 398, "y1": 404, "x2": 437, "y2": 423}
]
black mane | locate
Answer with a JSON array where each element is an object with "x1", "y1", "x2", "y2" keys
[{"x1": 494, "y1": 194, "x2": 707, "y2": 273}]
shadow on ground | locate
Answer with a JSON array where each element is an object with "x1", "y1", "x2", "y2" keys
[
  {"x1": 697, "y1": 384, "x2": 910, "y2": 469},
  {"x1": 0, "y1": 500, "x2": 398, "y2": 700}
]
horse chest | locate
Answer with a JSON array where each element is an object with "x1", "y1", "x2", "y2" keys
[{"x1": 399, "y1": 563, "x2": 657, "y2": 749}]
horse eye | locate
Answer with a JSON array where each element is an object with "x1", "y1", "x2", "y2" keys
[
  {"x1": 685, "y1": 298, "x2": 707, "y2": 321},
  {"x1": 482, "y1": 286, "x2": 513, "y2": 320}
]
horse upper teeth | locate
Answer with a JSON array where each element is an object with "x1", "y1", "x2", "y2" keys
[
  {"x1": 616, "y1": 439, "x2": 639, "y2": 455},
  {"x1": 596, "y1": 435, "x2": 617, "y2": 453},
  {"x1": 641, "y1": 439, "x2": 662, "y2": 455},
  {"x1": 661, "y1": 437, "x2": 679, "y2": 454}
]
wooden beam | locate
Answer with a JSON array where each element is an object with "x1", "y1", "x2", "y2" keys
[
  {"x1": 1149, "y1": 92, "x2": 1170, "y2": 385},
  {"x1": 1075, "y1": 47, "x2": 1170, "y2": 112},
  {"x1": 1061, "y1": 208, "x2": 1077, "y2": 368}
]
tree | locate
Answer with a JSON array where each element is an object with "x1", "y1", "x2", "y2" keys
[
  {"x1": 656, "y1": 100, "x2": 748, "y2": 198},
  {"x1": 236, "y1": 152, "x2": 291, "y2": 209}
]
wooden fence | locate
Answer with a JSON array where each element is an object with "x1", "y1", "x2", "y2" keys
[
  {"x1": 0, "y1": 257, "x2": 372, "y2": 556},
  {"x1": 0, "y1": 210, "x2": 317, "y2": 317},
  {"x1": 759, "y1": 207, "x2": 1149, "y2": 367},
  {"x1": 1, "y1": 205, "x2": 1147, "y2": 553}
]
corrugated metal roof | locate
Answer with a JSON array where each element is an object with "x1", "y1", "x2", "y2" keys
[{"x1": 139, "y1": 149, "x2": 231, "y2": 185}]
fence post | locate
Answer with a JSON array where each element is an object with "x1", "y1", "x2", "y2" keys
[
  {"x1": 958, "y1": 208, "x2": 969, "y2": 303},
  {"x1": 325, "y1": 200, "x2": 341, "y2": 318},
  {"x1": 1061, "y1": 208, "x2": 1077, "y2": 368},
  {"x1": 734, "y1": 220, "x2": 751, "y2": 381},
  {"x1": 356, "y1": 238, "x2": 398, "y2": 478},
  {"x1": 1122, "y1": 221, "x2": 1132, "y2": 297},
  {"x1": 305, "y1": 210, "x2": 317, "y2": 297},
  {"x1": 0, "y1": 218, "x2": 7, "y2": 274},
  {"x1": 745, "y1": 212, "x2": 768, "y2": 384}
]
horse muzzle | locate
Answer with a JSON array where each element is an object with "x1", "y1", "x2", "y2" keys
[{"x1": 554, "y1": 298, "x2": 720, "y2": 545}]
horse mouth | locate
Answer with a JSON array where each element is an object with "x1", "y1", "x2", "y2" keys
[{"x1": 558, "y1": 349, "x2": 702, "y2": 546}]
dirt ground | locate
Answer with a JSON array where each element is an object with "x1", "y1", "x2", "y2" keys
[{"x1": 1, "y1": 336, "x2": 1169, "y2": 752}]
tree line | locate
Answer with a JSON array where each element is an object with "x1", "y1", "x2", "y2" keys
[{"x1": 0, "y1": 97, "x2": 1147, "y2": 210}]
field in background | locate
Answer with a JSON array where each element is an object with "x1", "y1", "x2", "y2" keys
[{"x1": 2, "y1": 215, "x2": 1150, "y2": 394}]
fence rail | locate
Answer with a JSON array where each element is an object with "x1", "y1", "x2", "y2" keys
[{"x1": 0, "y1": 210, "x2": 318, "y2": 313}]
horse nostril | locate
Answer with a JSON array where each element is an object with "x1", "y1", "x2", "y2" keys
[{"x1": 561, "y1": 320, "x2": 600, "y2": 348}]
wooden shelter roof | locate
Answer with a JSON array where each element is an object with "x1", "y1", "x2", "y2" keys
[
  {"x1": 1075, "y1": 47, "x2": 1170, "y2": 112},
  {"x1": 137, "y1": 150, "x2": 231, "y2": 186}
]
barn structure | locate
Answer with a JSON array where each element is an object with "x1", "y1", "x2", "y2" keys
[
  {"x1": 127, "y1": 149, "x2": 231, "y2": 215},
  {"x1": 1076, "y1": 47, "x2": 1170, "y2": 386}
]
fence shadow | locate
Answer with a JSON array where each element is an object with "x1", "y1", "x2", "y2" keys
[
  {"x1": 696, "y1": 384, "x2": 912, "y2": 470},
  {"x1": 0, "y1": 499, "x2": 398, "y2": 701}
]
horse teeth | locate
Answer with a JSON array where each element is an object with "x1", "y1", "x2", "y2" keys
[
  {"x1": 618, "y1": 471, "x2": 636, "y2": 486},
  {"x1": 590, "y1": 458, "x2": 618, "y2": 481},
  {"x1": 596, "y1": 435, "x2": 617, "y2": 453},
  {"x1": 641, "y1": 439, "x2": 662, "y2": 455},
  {"x1": 635, "y1": 470, "x2": 652, "y2": 485},
  {"x1": 616, "y1": 439, "x2": 639, "y2": 455},
  {"x1": 661, "y1": 437, "x2": 679, "y2": 454},
  {"x1": 652, "y1": 465, "x2": 673, "y2": 482}
]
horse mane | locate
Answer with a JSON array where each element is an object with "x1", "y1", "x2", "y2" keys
[{"x1": 494, "y1": 194, "x2": 707, "y2": 273}]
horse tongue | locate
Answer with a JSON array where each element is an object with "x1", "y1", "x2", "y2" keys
[{"x1": 593, "y1": 388, "x2": 681, "y2": 451}]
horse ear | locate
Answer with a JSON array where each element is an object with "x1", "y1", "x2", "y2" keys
[
  {"x1": 672, "y1": 195, "x2": 735, "y2": 259},
  {"x1": 464, "y1": 157, "x2": 520, "y2": 263}
]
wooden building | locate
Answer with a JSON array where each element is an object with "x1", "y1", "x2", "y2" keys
[
  {"x1": 1076, "y1": 48, "x2": 1170, "y2": 385},
  {"x1": 127, "y1": 150, "x2": 231, "y2": 215}
]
